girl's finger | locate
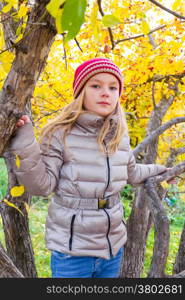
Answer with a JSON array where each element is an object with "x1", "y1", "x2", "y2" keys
[
  {"x1": 21, "y1": 115, "x2": 28, "y2": 120},
  {"x1": 16, "y1": 120, "x2": 25, "y2": 127},
  {"x1": 20, "y1": 115, "x2": 31, "y2": 123}
]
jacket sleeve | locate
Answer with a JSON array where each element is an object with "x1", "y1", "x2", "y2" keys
[
  {"x1": 127, "y1": 148, "x2": 167, "y2": 185},
  {"x1": 9, "y1": 123, "x2": 64, "y2": 196}
]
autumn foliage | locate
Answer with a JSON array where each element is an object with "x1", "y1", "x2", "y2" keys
[{"x1": 0, "y1": 0, "x2": 185, "y2": 278}]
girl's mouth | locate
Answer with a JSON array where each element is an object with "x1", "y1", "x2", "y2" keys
[{"x1": 98, "y1": 102, "x2": 110, "y2": 105}]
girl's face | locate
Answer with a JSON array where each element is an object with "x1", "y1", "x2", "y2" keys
[{"x1": 83, "y1": 73, "x2": 120, "y2": 117}]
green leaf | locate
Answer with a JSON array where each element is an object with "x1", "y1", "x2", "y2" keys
[
  {"x1": 46, "y1": 0, "x2": 65, "y2": 18},
  {"x1": 62, "y1": 0, "x2": 87, "y2": 42},
  {"x1": 102, "y1": 14, "x2": 121, "y2": 27}
]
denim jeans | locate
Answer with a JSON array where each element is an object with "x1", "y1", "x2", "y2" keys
[{"x1": 50, "y1": 247, "x2": 124, "y2": 278}]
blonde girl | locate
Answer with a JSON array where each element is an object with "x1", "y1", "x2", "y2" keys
[{"x1": 10, "y1": 58, "x2": 167, "y2": 278}]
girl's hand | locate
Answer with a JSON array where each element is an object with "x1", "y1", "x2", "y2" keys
[{"x1": 16, "y1": 115, "x2": 31, "y2": 128}]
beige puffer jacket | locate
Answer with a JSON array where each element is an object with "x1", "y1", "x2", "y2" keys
[{"x1": 9, "y1": 112, "x2": 167, "y2": 259}]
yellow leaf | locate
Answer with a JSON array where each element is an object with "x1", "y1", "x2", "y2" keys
[
  {"x1": 46, "y1": 0, "x2": 65, "y2": 18},
  {"x1": 90, "y1": 2, "x2": 100, "y2": 41},
  {"x1": 0, "y1": 26, "x2": 5, "y2": 49},
  {"x1": 55, "y1": 14, "x2": 63, "y2": 34},
  {"x1": 3, "y1": 198, "x2": 24, "y2": 216},
  {"x1": 161, "y1": 182, "x2": 169, "y2": 189},
  {"x1": 0, "y1": 64, "x2": 6, "y2": 78},
  {"x1": 2, "y1": 0, "x2": 17, "y2": 13},
  {"x1": 141, "y1": 21, "x2": 150, "y2": 35},
  {"x1": 17, "y1": 4, "x2": 28, "y2": 18},
  {"x1": 24, "y1": 202, "x2": 30, "y2": 214},
  {"x1": 15, "y1": 154, "x2": 20, "y2": 168},
  {"x1": 16, "y1": 24, "x2": 22, "y2": 36},
  {"x1": 15, "y1": 33, "x2": 23, "y2": 43},
  {"x1": 172, "y1": 0, "x2": 181, "y2": 10},
  {"x1": 10, "y1": 185, "x2": 25, "y2": 197},
  {"x1": 2, "y1": 3, "x2": 13, "y2": 13}
]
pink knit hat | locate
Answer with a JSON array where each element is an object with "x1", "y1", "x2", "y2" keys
[{"x1": 73, "y1": 58, "x2": 123, "y2": 98}]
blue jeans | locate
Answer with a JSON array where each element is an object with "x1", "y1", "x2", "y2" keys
[{"x1": 50, "y1": 247, "x2": 124, "y2": 278}]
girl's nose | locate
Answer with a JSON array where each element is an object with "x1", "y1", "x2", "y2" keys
[{"x1": 101, "y1": 87, "x2": 109, "y2": 97}]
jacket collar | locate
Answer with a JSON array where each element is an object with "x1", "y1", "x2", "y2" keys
[
  {"x1": 75, "y1": 112, "x2": 104, "y2": 134},
  {"x1": 75, "y1": 112, "x2": 118, "y2": 135}
]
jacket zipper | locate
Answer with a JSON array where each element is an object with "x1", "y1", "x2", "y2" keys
[
  {"x1": 103, "y1": 141, "x2": 113, "y2": 257},
  {"x1": 69, "y1": 214, "x2": 76, "y2": 251},
  {"x1": 103, "y1": 141, "x2": 110, "y2": 192},
  {"x1": 103, "y1": 208, "x2": 113, "y2": 257},
  {"x1": 105, "y1": 156, "x2": 110, "y2": 190}
]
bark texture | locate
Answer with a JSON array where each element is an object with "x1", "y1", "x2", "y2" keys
[
  {"x1": 144, "y1": 162, "x2": 185, "y2": 277},
  {"x1": 0, "y1": 0, "x2": 56, "y2": 277},
  {"x1": 0, "y1": 0, "x2": 56, "y2": 156},
  {"x1": 0, "y1": 242, "x2": 24, "y2": 278},
  {"x1": 0, "y1": 152, "x2": 37, "y2": 277},
  {"x1": 173, "y1": 225, "x2": 185, "y2": 275},
  {"x1": 121, "y1": 92, "x2": 179, "y2": 278}
]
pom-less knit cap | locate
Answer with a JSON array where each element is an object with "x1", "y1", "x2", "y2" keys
[{"x1": 73, "y1": 58, "x2": 123, "y2": 98}]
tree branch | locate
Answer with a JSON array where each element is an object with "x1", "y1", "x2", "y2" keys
[
  {"x1": 0, "y1": 1, "x2": 56, "y2": 156},
  {"x1": 172, "y1": 270, "x2": 185, "y2": 278},
  {"x1": 133, "y1": 117, "x2": 185, "y2": 157},
  {"x1": 74, "y1": 38, "x2": 83, "y2": 52},
  {"x1": 144, "y1": 177, "x2": 169, "y2": 278},
  {"x1": 144, "y1": 160, "x2": 185, "y2": 277},
  {"x1": 125, "y1": 71, "x2": 185, "y2": 90},
  {"x1": 152, "y1": 72, "x2": 185, "y2": 83},
  {"x1": 173, "y1": 225, "x2": 185, "y2": 276},
  {"x1": 148, "y1": 0, "x2": 185, "y2": 20},
  {"x1": 97, "y1": 0, "x2": 115, "y2": 49},
  {"x1": 0, "y1": 242, "x2": 24, "y2": 278},
  {"x1": 115, "y1": 24, "x2": 166, "y2": 45},
  {"x1": 166, "y1": 147, "x2": 185, "y2": 167},
  {"x1": 154, "y1": 161, "x2": 185, "y2": 184},
  {"x1": 151, "y1": 80, "x2": 156, "y2": 108}
]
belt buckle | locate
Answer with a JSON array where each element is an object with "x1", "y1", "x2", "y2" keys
[{"x1": 98, "y1": 198, "x2": 108, "y2": 209}]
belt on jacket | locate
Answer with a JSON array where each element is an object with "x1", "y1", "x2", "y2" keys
[{"x1": 53, "y1": 193, "x2": 120, "y2": 210}]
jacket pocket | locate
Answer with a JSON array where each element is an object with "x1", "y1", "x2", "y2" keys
[{"x1": 69, "y1": 214, "x2": 76, "y2": 251}]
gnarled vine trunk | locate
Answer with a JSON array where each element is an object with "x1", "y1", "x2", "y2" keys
[{"x1": 0, "y1": 0, "x2": 56, "y2": 277}]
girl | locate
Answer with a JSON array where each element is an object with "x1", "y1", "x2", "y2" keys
[{"x1": 10, "y1": 58, "x2": 168, "y2": 278}]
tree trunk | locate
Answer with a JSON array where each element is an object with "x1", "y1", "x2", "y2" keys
[
  {"x1": 120, "y1": 187, "x2": 150, "y2": 277},
  {"x1": 145, "y1": 178, "x2": 169, "y2": 277},
  {"x1": 142, "y1": 162, "x2": 185, "y2": 277},
  {"x1": 121, "y1": 95, "x2": 175, "y2": 277},
  {"x1": 0, "y1": 0, "x2": 56, "y2": 277},
  {"x1": 0, "y1": 152, "x2": 37, "y2": 277},
  {"x1": 0, "y1": 0, "x2": 56, "y2": 156},
  {"x1": 173, "y1": 224, "x2": 185, "y2": 275},
  {"x1": 167, "y1": 146, "x2": 185, "y2": 276},
  {"x1": 0, "y1": 242, "x2": 24, "y2": 278}
]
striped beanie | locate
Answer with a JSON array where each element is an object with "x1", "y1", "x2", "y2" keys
[{"x1": 73, "y1": 58, "x2": 123, "y2": 98}]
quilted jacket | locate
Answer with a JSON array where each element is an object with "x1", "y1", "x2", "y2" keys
[{"x1": 9, "y1": 112, "x2": 167, "y2": 259}]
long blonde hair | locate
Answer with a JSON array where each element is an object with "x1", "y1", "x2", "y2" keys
[{"x1": 39, "y1": 89, "x2": 128, "y2": 155}]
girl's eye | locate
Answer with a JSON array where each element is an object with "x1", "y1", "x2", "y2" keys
[
  {"x1": 91, "y1": 85, "x2": 100, "y2": 88},
  {"x1": 110, "y1": 87, "x2": 118, "y2": 90}
]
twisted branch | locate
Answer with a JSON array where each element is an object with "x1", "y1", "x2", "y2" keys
[
  {"x1": 145, "y1": 161, "x2": 185, "y2": 277},
  {"x1": 148, "y1": 0, "x2": 185, "y2": 20},
  {"x1": 133, "y1": 117, "x2": 185, "y2": 157}
]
